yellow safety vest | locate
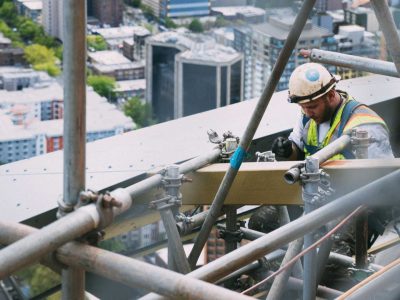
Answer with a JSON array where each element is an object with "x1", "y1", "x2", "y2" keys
[{"x1": 302, "y1": 91, "x2": 387, "y2": 159}]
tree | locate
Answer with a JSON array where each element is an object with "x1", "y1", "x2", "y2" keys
[
  {"x1": 123, "y1": 96, "x2": 155, "y2": 128},
  {"x1": 34, "y1": 62, "x2": 61, "y2": 76},
  {"x1": 215, "y1": 15, "x2": 229, "y2": 28},
  {"x1": 99, "y1": 238, "x2": 126, "y2": 252},
  {"x1": 87, "y1": 35, "x2": 107, "y2": 51},
  {"x1": 0, "y1": 20, "x2": 21, "y2": 43},
  {"x1": 17, "y1": 264, "x2": 60, "y2": 299},
  {"x1": 24, "y1": 44, "x2": 55, "y2": 64},
  {"x1": 165, "y1": 17, "x2": 177, "y2": 29},
  {"x1": 132, "y1": 0, "x2": 141, "y2": 8},
  {"x1": 24, "y1": 44, "x2": 61, "y2": 76},
  {"x1": 140, "y1": 4, "x2": 154, "y2": 19},
  {"x1": 87, "y1": 75, "x2": 116, "y2": 99},
  {"x1": 188, "y1": 18, "x2": 203, "y2": 33},
  {"x1": 0, "y1": 1, "x2": 17, "y2": 26},
  {"x1": 19, "y1": 19, "x2": 40, "y2": 42}
]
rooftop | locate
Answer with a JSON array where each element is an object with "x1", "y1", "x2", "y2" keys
[
  {"x1": 0, "y1": 87, "x2": 135, "y2": 141},
  {"x1": 88, "y1": 51, "x2": 132, "y2": 65},
  {"x1": 0, "y1": 33, "x2": 11, "y2": 45},
  {"x1": 92, "y1": 61, "x2": 145, "y2": 73},
  {"x1": 252, "y1": 17, "x2": 332, "y2": 40},
  {"x1": 22, "y1": 0, "x2": 42, "y2": 10},
  {"x1": 0, "y1": 82, "x2": 62, "y2": 105},
  {"x1": 115, "y1": 79, "x2": 146, "y2": 92},
  {"x1": 178, "y1": 43, "x2": 241, "y2": 63},
  {"x1": 211, "y1": 6, "x2": 265, "y2": 17},
  {"x1": 92, "y1": 26, "x2": 150, "y2": 40},
  {"x1": 148, "y1": 31, "x2": 194, "y2": 49},
  {"x1": 149, "y1": 31, "x2": 240, "y2": 62}
]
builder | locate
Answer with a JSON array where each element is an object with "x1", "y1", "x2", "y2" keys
[{"x1": 272, "y1": 62, "x2": 394, "y2": 160}]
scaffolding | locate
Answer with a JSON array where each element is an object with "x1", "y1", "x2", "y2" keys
[{"x1": 1, "y1": 0, "x2": 400, "y2": 299}]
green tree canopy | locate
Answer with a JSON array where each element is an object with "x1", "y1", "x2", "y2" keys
[
  {"x1": 215, "y1": 15, "x2": 229, "y2": 28},
  {"x1": 0, "y1": 20, "x2": 21, "y2": 43},
  {"x1": 165, "y1": 17, "x2": 177, "y2": 29},
  {"x1": 24, "y1": 44, "x2": 56, "y2": 65},
  {"x1": 24, "y1": 44, "x2": 61, "y2": 76},
  {"x1": 188, "y1": 18, "x2": 203, "y2": 33},
  {"x1": 87, "y1": 35, "x2": 107, "y2": 51},
  {"x1": 87, "y1": 75, "x2": 116, "y2": 99},
  {"x1": 19, "y1": 19, "x2": 41, "y2": 41},
  {"x1": 0, "y1": 1, "x2": 17, "y2": 26},
  {"x1": 123, "y1": 96, "x2": 155, "y2": 128},
  {"x1": 34, "y1": 62, "x2": 60, "y2": 76},
  {"x1": 132, "y1": 0, "x2": 141, "y2": 8},
  {"x1": 140, "y1": 4, "x2": 154, "y2": 19},
  {"x1": 17, "y1": 264, "x2": 60, "y2": 299}
]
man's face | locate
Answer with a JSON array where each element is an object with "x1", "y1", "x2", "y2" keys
[{"x1": 299, "y1": 94, "x2": 333, "y2": 124}]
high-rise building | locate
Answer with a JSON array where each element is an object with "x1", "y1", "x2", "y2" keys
[
  {"x1": 160, "y1": 0, "x2": 210, "y2": 18},
  {"x1": 335, "y1": 25, "x2": 380, "y2": 79},
  {"x1": 234, "y1": 14, "x2": 337, "y2": 99},
  {"x1": 344, "y1": 7, "x2": 380, "y2": 33},
  {"x1": 42, "y1": 0, "x2": 63, "y2": 40},
  {"x1": 92, "y1": 0, "x2": 123, "y2": 26},
  {"x1": 146, "y1": 32, "x2": 243, "y2": 122},
  {"x1": 141, "y1": 0, "x2": 161, "y2": 18},
  {"x1": 141, "y1": 0, "x2": 210, "y2": 19}
]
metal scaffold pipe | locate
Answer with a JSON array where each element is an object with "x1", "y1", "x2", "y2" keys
[
  {"x1": 188, "y1": 0, "x2": 318, "y2": 268},
  {"x1": 126, "y1": 148, "x2": 221, "y2": 199},
  {"x1": 266, "y1": 238, "x2": 304, "y2": 300},
  {"x1": 284, "y1": 134, "x2": 351, "y2": 184},
  {"x1": 0, "y1": 149, "x2": 221, "y2": 279},
  {"x1": 62, "y1": 0, "x2": 87, "y2": 297},
  {"x1": 0, "y1": 222, "x2": 253, "y2": 300},
  {"x1": 141, "y1": 169, "x2": 400, "y2": 300},
  {"x1": 300, "y1": 49, "x2": 400, "y2": 78},
  {"x1": 370, "y1": 0, "x2": 400, "y2": 74}
]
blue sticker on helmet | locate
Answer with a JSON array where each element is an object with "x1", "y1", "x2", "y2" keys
[{"x1": 305, "y1": 69, "x2": 320, "y2": 82}]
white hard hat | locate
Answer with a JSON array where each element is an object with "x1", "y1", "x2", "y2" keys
[{"x1": 288, "y1": 63, "x2": 340, "y2": 104}]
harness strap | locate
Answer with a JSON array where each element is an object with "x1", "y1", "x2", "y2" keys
[{"x1": 302, "y1": 98, "x2": 361, "y2": 158}]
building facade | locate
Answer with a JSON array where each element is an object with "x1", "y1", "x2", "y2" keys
[
  {"x1": 160, "y1": 0, "x2": 210, "y2": 19},
  {"x1": 146, "y1": 32, "x2": 243, "y2": 122},
  {"x1": 234, "y1": 16, "x2": 337, "y2": 100},
  {"x1": 0, "y1": 83, "x2": 134, "y2": 164},
  {"x1": 175, "y1": 46, "x2": 243, "y2": 119},
  {"x1": 335, "y1": 25, "x2": 380, "y2": 79},
  {"x1": 344, "y1": 7, "x2": 380, "y2": 33},
  {"x1": 88, "y1": 51, "x2": 145, "y2": 81},
  {"x1": 42, "y1": 0, "x2": 63, "y2": 40},
  {"x1": 92, "y1": 0, "x2": 124, "y2": 26}
]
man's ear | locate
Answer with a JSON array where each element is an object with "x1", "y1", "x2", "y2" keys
[{"x1": 326, "y1": 89, "x2": 336, "y2": 104}]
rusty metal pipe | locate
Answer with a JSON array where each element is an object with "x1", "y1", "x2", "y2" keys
[{"x1": 62, "y1": 0, "x2": 87, "y2": 297}]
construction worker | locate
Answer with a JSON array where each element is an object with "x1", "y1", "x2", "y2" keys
[{"x1": 272, "y1": 62, "x2": 394, "y2": 160}]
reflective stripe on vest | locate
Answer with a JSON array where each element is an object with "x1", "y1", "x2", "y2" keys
[{"x1": 303, "y1": 92, "x2": 387, "y2": 159}]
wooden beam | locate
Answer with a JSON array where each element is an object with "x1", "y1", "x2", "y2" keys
[{"x1": 179, "y1": 159, "x2": 400, "y2": 205}]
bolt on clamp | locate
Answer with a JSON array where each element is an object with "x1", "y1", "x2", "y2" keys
[
  {"x1": 351, "y1": 128, "x2": 371, "y2": 159},
  {"x1": 207, "y1": 129, "x2": 240, "y2": 161}
]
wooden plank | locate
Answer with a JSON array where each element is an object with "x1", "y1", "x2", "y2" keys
[{"x1": 179, "y1": 159, "x2": 400, "y2": 205}]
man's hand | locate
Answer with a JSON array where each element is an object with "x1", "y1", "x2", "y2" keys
[{"x1": 272, "y1": 137, "x2": 293, "y2": 158}]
